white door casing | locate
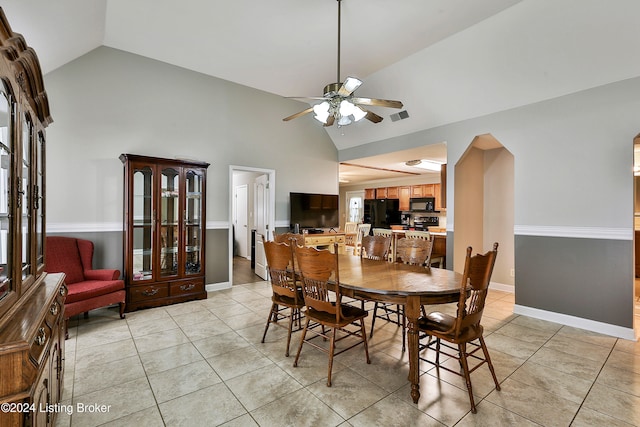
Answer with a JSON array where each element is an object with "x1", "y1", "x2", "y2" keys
[{"x1": 254, "y1": 174, "x2": 269, "y2": 280}]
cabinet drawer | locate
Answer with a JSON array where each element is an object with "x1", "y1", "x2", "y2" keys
[
  {"x1": 170, "y1": 279, "x2": 204, "y2": 297},
  {"x1": 30, "y1": 321, "x2": 52, "y2": 366},
  {"x1": 129, "y1": 284, "x2": 169, "y2": 302}
]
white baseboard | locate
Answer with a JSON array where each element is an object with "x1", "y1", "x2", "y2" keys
[
  {"x1": 206, "y1": 282, "x2": 231, "y2": 292},
  {"x1": 514, "y1": 304, "x2": 636, "y2": 341},
  {"x1": 491, "y1": 281, "x2": 514, "y2": 293}
]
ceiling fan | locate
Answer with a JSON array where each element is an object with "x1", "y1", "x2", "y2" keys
[{"x1": 283, "y1": 0, "x2": 403, "y2": 127}]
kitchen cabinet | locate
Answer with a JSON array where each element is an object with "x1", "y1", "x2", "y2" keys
[
  {"x1": 386, "y1": 186, "x2": 399, "y2": 199},
  {"x1": 364, "y1": 188, "x2": 376, "y2": 199},
  {"x1": 399, "y1": 186, "x2": 411, "y2": 211},
  {"x1": 120, "y1": 154, "x2": 209, "y2": 312},
  {"x1": 376, "y1": 187, "x2": 388, "y2": 199},
  {"x1": 411, "y1": 184, "x2": 436, "y2": 198}
]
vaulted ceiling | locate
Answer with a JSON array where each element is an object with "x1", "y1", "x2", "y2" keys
[{"x1": 3, "y1": 0, "x2": 639, "y2": 183}]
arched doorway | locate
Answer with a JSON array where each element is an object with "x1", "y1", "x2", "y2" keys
[{"x1": 454, "y1": 134, "x2": 515, "y2": 290}]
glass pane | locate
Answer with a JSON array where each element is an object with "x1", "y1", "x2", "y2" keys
[
  {"x1": 0, "y1": 90, "x2": 11, "y2": 299},
  {"x1": 185, "y1": 170, "x2": 202, "y2": 275},
  {"x1": 35, "y1": 133, "x2": 44, "y2": 268},
  {"x1": 160, "y1": 167, "x2": 179, "y2": 277},
  {"x1": 21, "y1": 114, "x2": 31, "y2": 280},
  {"x1": 132, "y1": 166, "x2": 153, "y2": 281}
]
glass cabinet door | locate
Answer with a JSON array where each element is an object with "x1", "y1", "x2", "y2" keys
[
  {"x1": 35, "y1": 133, "x2": 44, "y2": 270},
  {"x1": 132, "y1": 166, "x2": 154, "y2": 281},
  {"x1": 185, "y1": 169, "x2": 203, "y2": 275},
  {"x1": 21, "y1": 113, "x2": 31, "y2": 280},
  {"x1": 160, "y1": 167, "x2": 179, "y2": 278},
  {"x1": 0, "y1": 89, "x2": 11, "y2": 300}
]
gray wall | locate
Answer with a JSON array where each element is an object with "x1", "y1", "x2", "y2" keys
[
  {"x1": 44, "y1": 46, "x2": 338, "y2": 284},
  {"x1": 339, "y1": 76, "x2": 640, "y2": 332}
]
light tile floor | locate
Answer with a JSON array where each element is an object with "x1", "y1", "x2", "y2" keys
[{"x1": 54, "y1": 282, "x2": 640, "y2": 427}]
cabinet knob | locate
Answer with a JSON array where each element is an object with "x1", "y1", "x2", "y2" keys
[{"x1": 35, "y1": 327, "x2": 46, "y2": 346}]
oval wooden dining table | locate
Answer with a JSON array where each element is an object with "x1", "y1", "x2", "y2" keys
[{"x1": 336, "y1": 254, "x2": 462, "y2": 404}]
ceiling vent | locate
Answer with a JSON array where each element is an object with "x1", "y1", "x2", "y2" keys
[{"x1": 390, "y1": 110, "x2": 409, "y2": 122}]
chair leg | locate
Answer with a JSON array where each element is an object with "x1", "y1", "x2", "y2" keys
[
  {"x1": 261, "y1": 303, "x2": 277, "y2": 343},
  {"x1": 370, "y1": 302, "x2": 379, "y2": 338},
  {"x1": 285, "y1": 308, "x2": 294, "y2": 357},
  {"x1": 119, "y1": 302, "x2": 126, "y2": 319},
  {"x1": 458, "y1": 343, "x2": 477, "y2": 414},
  {"x1": 83, "y1": 312, "x2": 89, "y2": 319},
  {"x1": 400, "y1": 307, "x2": 406, "y2": 352},
  {"x1": 479, "y1": 335, "x2": 501, "y2": 391},
  {"x1": 293, "y1": 317, "x2": 310, "y2": 368},
  {"x1": 361, "y1": 321, "x2": 371, "y2": 364},
  {"x1": 327, "y1": 327, "x2": 337, "y2": 386}
]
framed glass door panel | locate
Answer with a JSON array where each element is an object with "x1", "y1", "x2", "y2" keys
[
  {"x1": 185, "y1": 169, "x2": 203, "y2": 275},
  {"x1": 0, "y1": 89, "x2": 11, "y2": 300},
  {"x1": 35, "y1": 133, "x2": 44, "y2": 271},
  {"x1": 132, "y1": 166, "x2": 154, "y2": 281},
  {"x1": 160, "y1": 167, "x2": 180, "y2": 278},
  {"x1": 20, "y1": 113, "x2": 31, "y2": 281}
]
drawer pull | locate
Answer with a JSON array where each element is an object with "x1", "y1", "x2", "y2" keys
[
  {"x1": 49, "y1": 302, "x2": 59, "y2": 316},
  {"x1": 142, "y1": 288, "x2": 159, "y2": 296},
  {"x1": 59, "y1": 285, "x2": 67, "y2": 297},
  {"x1": 35, "y1": 327, "x2": 46, "y2": 346},
  {"x1": 180, "y1": 283, "x2": 195, "y2": 292}
]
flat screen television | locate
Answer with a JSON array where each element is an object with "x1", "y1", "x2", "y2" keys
[{"x1": 290, "y1": 192, "x2": 339, "y2": 230}]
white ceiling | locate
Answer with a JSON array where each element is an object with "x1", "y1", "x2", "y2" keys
[{"x1": 3, "y1": 0, "x2": 639, "y2": 184}]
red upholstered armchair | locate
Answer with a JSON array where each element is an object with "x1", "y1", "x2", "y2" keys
[{"x1": 46, "y1": 236, "x2": 126, "y2": 334}]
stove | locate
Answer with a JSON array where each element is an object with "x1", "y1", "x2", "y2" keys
[{"x1": 413, "y1": 216, "x2": 439, "y2": 231}]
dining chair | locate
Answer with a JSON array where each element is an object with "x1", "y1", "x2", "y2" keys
[
  {"x1": 344, "y1": 222, "x2": 358, "y2": 254},
  {"x1": 293, "y1": 244, "x2": 371, "y2": 386},
  {"x1": 273, "y1": 231, "x2": 305, "y2": 247},
  {"x1": 360, "y1": 234, "x2": 410, "y2": 349},
  {"x1": 418, "y1": 242, "x2": 500, "y2": 414},
  {"x1": 369, "y1": 237, "x2": 434, "y2": 351},
  {"x1": 261, "y1": 239, "x2": 305, "y2": 357},
  {"x1": 354, "y1": 223, "x2": 371, "y2": 256},
  {"x1": 404, "y1": 229, "x2": 445, "y2": 267},
  {"x1": 372, "y1": 228, "x2": 394, "y2": 261}
]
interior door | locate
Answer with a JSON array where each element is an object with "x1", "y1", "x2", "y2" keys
[
  {"x1": 254, "y1": 174, "x2": 269, "y2": 279},
  {"x1": 234, "y1": 184, "x2": 248, "y2": 258}
]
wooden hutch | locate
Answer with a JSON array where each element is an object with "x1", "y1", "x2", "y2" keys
[
  {"x1": 120, "y1": 154, "x2": 209, "y2": 311},
  {"x1": 0, "y1": 8, "x2": 67, "y2": 426}
]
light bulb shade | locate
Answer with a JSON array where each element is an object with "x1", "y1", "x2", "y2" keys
[
  {"x1": 339, "y1": 100, "x2": 355, "y2": 116},
  {"x1": 313, "y1": 101, "x2": 330, "y2": 123},
  {"x1": 352, "y1": 106, "x2": 367, "y2": 121},
  {"x1": 337, "y1": 115, "x2": 352, "y2": 126}
]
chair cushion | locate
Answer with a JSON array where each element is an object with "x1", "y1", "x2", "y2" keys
[
  {"x1": 46, "y1": 237, "x2": 85, "y2": 284},
  {"x1": 65, "y1": 279, "x2": 125, "y2": 304},
  {"x1": 305, "y1": 303, "x2": 368, "y2": 326}
]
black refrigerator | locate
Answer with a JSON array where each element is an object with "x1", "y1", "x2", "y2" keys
[{"x1": 363, "y1": 199, "x2": 401, "y2": 230}]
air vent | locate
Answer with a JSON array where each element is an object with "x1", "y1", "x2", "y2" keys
[{"x1": 390, "y1": 110, "x2": 410, "y2": 122}]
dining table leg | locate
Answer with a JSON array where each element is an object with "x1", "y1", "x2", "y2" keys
[{"x1": 405, "y1": 295, "x2": 421, "y2": 403}]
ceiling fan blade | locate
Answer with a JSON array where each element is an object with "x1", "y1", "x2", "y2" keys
[
  {"x1": 286, "y1": 96, "x2": 329, "y2": 102},
  {"x1": 283, "y1": 107, "x2": 314, "y2": 122},
  {"x1": 337, "y1": 76, "x2": 363, "y2": 97},
  {"x1": 364, "y1": 110, "x2": 383, "y2": 123},
  {"x1": 351, "y1": 97, "x2": 403, "y2": 109},
  {"x1": 324, "y1": 115, "x2": 335, "y2": 127}
]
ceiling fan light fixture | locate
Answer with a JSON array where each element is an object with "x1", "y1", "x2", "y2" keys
[
  {"x1": 406, "y1": 159, "x2": 442, "y2": 171},
  {"x1": 339, "y1": 99, "x2": 355, "y2": 116},
  {"x1": 313, "y1": 101, "x2": 331, "y2": 123},
  {"x1": 352, "y1": 106, "x2": 367, "y2": 121},
  {"x1": 337, "y1": 115, "x2": 352, "y2": 126}
]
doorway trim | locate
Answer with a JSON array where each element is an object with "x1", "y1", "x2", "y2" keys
[{"x1": 229, "y1": 165, "x2": 276, "y2": 287}]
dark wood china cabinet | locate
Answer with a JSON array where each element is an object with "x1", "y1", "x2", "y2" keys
[
  {"x1": 0, "y1": 7, "x2": 67, "y2": 427},
  {"x1": 120, "y1": 154, "x2": 209, "y2": 311}
]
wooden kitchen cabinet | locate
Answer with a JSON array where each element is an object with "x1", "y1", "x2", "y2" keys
[
  {"x1": 364, "y1": 188, "x2": 376, "y2": 199},
  {"x1": 376, "y1": 187, "x2": 388, "y2": 199},
  {"x1": 399, "y1": 186, "x2": 411, "y2": 211},
  {"x1": 386, "y1": 186, "x2": 399, "y2": 199}
]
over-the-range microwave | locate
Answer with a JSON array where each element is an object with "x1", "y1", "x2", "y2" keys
[{"x1": 409, "y1": 197, "x2": 435, "y2": 212}]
